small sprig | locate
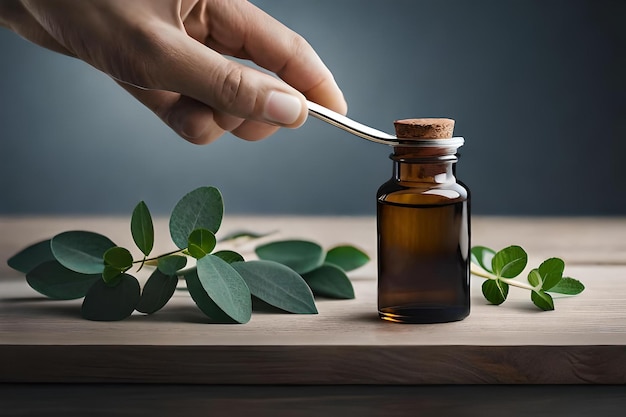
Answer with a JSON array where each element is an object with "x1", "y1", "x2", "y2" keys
[
  {"x1": 470, "y1": 245, "x2": 585, "y2": 310},
  {"x1": 7, "y1": 186, "x2": 369, "y2": 322}
]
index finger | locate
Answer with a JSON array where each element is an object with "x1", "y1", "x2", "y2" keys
[{"x1": 186, "y1": 0, "x2": 348, "y2": 115}]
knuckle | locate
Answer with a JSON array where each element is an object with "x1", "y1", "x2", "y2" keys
[
  {"x1": 218, "y1": 62, "x2": 246, "y2": 112},
  {"x1": 290, "y1": 34, "x2": 310, "y2": 56},
  {"x1": 275, "y1": 34, "x2": 312, "y2": 78}
]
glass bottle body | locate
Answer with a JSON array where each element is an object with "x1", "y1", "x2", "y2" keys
[{"x1": 377, "y1": 146, "x2": 470, "y2": 323}]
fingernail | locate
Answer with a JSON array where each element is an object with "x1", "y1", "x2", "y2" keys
[{"x1": 263, "y1": 91, "x2": 303, "y2": 126}]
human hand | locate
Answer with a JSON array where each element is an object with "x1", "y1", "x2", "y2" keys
[{"x1": 0, "y1": 0, "x2": 347, "y2": 144}]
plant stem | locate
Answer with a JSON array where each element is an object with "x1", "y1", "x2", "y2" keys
[
  {"x1": 470, "y1": 263, "x2": 536, "y2": 291},
  {"x1": 177, "y1": 266, "x2": 197, "y2": 277},
  {"x1": 133, "y1": 248, "x2": 185, "y2": 264},
  {"x1": 136, "y1": 256, "x2": 147, "y2": 272},
  {"x1": 469, "y1": 264, "x2": 494, "y2": 280},
  {"x1": 500, "y1": 277, "x2": 535, "y2": 291}
]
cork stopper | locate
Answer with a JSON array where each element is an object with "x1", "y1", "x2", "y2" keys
[{"x1": 393, "y1": 118, "x2": 455, "y2": 139}]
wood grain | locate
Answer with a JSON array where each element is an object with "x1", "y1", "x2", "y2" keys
[
  {"x1": 1, "y1": 216, "x2": 625, "y2": 384},
  {"x1": 2, "y1": 345, "x2": 625, "y2": 384},
  {"x1": 2, "y1": 385, "x2": 626, "y2": 417}
]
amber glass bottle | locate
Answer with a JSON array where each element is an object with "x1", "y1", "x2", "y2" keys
[{"x1": 377, "y1": 133, "x2": 470, "y2": 323}]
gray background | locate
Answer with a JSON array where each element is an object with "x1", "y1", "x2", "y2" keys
[{"x1": 1, "y1": 0, "x2": 624, "y2": 216}]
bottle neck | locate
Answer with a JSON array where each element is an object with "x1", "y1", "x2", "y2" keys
[{"x1": 391, "y1": 154, "x2": 457, "y2": 184}]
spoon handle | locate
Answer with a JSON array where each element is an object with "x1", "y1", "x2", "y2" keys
[{"x1": 307, "y1": 101, "x2": 399, "y2": 145}]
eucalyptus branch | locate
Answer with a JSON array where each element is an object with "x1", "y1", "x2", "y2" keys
[
  {"x1": 7, "y1": 186, "x2": 368, "y2": 322},
  {"x1": 133, "y1": 248, "x2": 185, "y2": 265},
  {"x1": 470, "y1": 263, "x2": 535, "y2": 291},
  {"x1": 470, "y1": 245, "x2": 585, "y2": 310}
]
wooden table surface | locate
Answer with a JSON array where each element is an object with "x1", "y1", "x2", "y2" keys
[{"x1": 1, "y1": 216, "x2": 625, "y2": 385}]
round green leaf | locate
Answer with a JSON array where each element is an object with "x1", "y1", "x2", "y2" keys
[
  {"x1": 131, "y1": 201, "x2": 154, "y2": 256},
  {"x1": 103, "y1": 246, "x2": 133, "y2": 270},
  {"x1": 194, "y1": 255, "x2": 251, "y2": 324},
  {"x1": 538, "y1": 257, "x2": 565, "y2": 291},
  {"x1": 492, "y1": 245, "x2": 527, "y2": 278},
  {"x1": 184, "y1": 270, "x2": 238, "y2": 323},
  {"x1": 51, "y1": 231, "x2": 116, "y2": 274},
  {"x1": 255, "y1": 240, "x2": 324, "y2": 274},
  {"x1": 26, "y1": 261, "x2": 100, "y2": 300},
  {"x1": 169, "y1": 186, "x2": 223, "y2": 249},
  {"x1": 470, "y1": 246, "x2": 495, "y2": 273},
  {"x1": 8, "y1": 239, "x2": 55, "y2": 274},
  {"x1": 232, "y1": 260, "x2": 317, "y2": 314},
  {"x1": 157, "y1": 255, "x2": 187, "y2": 276},
  {"x1": 481, "y1": 279, "x2": 509, "y2": 305},
  {"x1": 547, "y1": 277, "x2": 585, "y2": 295},
  {"x1": 213, "y1": 250, "x2": 245, "y2": 264},
  {"x1": 531, "y1": 290, "x2": 555, "y2": 311},
  {"x1": 187, "y1": 229, "x2": 216, "y2": 259},
  {"x1": 102, "y1": 265, "x2": 124, "y2": 285},
  {"x1": 302, "y1": 263, "x2": 355, "y2": 299},
  {"x1": 102, "y1": 246, "x2": 133, "y2": 285},
  {"x1": 187, "y1": 244, "x2": 205, "y2": 260},
  {"x1": 527, "y1": 268, "x2": 542, "y2": 289},
  {"x1": 81, "y1": 274, "x2": 140, "y2": 321},
  {"x1": 136, "y1": 269, "x2": 178, "y2": 314},
  {"x1": 324, "y1": 245, "x2": 369, "y2": 272}
]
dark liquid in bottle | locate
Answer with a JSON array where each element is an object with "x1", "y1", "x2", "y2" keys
[{"x1": 377, "y1": 200, "x2": 469, "y2": 323}]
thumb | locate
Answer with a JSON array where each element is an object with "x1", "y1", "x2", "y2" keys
[{"x1": 147, "y1": 29, "x2": 308, "y2": 128}]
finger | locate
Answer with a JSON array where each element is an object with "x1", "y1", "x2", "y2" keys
[
  {"x1": 119, "y1": 82, "x2": 280, "y2": 143},
  {"x1": 118, "y1": 83, "x2": 224, "y2": 145},
  {"x1": 144, "y1": 26, "x2": 309, "y2": 129},
  {"x1": 230, "y1": 120, "x2": 280, "y2": 142},
  {"x1": 209, "y1": 108, "x2": 279, "y2": 141},
  {"x1": 195, "y1": 0, "x2": 348, "y2": 115}
]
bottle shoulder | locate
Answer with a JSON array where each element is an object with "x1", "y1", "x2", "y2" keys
[{"x1": 377, "y1": 180, "x2": 469, "y2": 206}]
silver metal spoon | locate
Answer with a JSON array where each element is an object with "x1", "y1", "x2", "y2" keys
[
  {"x1": 307, "y1": 101, "x2": 464, "y2": 148},
  {"x1": 307, "y1": 100, "x2": 399, "y2": 146}
]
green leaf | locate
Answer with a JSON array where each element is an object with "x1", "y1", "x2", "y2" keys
[
  {"x1": 136, "y1": 269, "x2": 178, "y2": 314},
  {"x1": 538, "y1": 257, "x2": 565, "y2": 291},
  {"x1": 81, "y1": 274, "x2": 140, "y2": 321},
  {"x1": 231, "y1": 260, "x2": 317, "y2": 314},
  {"x1": 102, "y1": 246, "x2": 133, "y2": 285},
  {"x1": 482, "y1": 279, "x2": 509, "y2": 305},
  {"x1": 131, "y1": 201, "x2": 154, "y2": 256},
  {"x1": 219, "y1": 230, "x2": 273, "y2": 242},
  {"x1": 527, "y1": 268, "x2": 542, "y2": 288},
  {"x1": 193, "y1": 255, "x2": 251, "y2": 324},
  {"x1": 103, "y1": 246, "x2": 133, "y2": 270},
  {"x1": 531, "y1": 290, "x2": 555, "y2": 311},
  {"x1": 169, "y1": 186, "x2": 223, "y2": 249},
  {"x1": 548, "y1": 277, "x2": 585, "y2": 295},
  {"x1": 302, "y1": 263, "x2": 355, "y2": 299},
  {"x1": 26, "y1": 261, "x2": 100, "y2": 299},
  {"x1": 157, "y1": 255, "x2": 187, "y2": 276},
  {"x1": 187, "y1": 228, "x2": 216, "y2": 259},
  {"x1": 184, "y1": 270, "x2": 238, "y2": 323},
  {"x1": 492, "y1": 245, "x2": 527, "y2": 278},
  {"x1": 51, "y1": 231, "x2": 116, "y2": 274},
  {"x1": 255, "y1": 240, "x2": 324, "y2": 274},
  {"x1": 213, "y1": 250, "x2": 245, "y2": 264},
  {"x1": 7, "y1": 239, "x2": 55, "y2": 274},
  {"x1": 470, "y1": 246, "x2": 495, "y2": 273},
  {"x1": 102, "y1": 265, "x2": 124, "y2": 286},
  {"x1": 324, "y1": 245, "x2": 369, "y2": 272},
  {"x1": 187, "y1": 245, "x2": 204, "y2": 259}
]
